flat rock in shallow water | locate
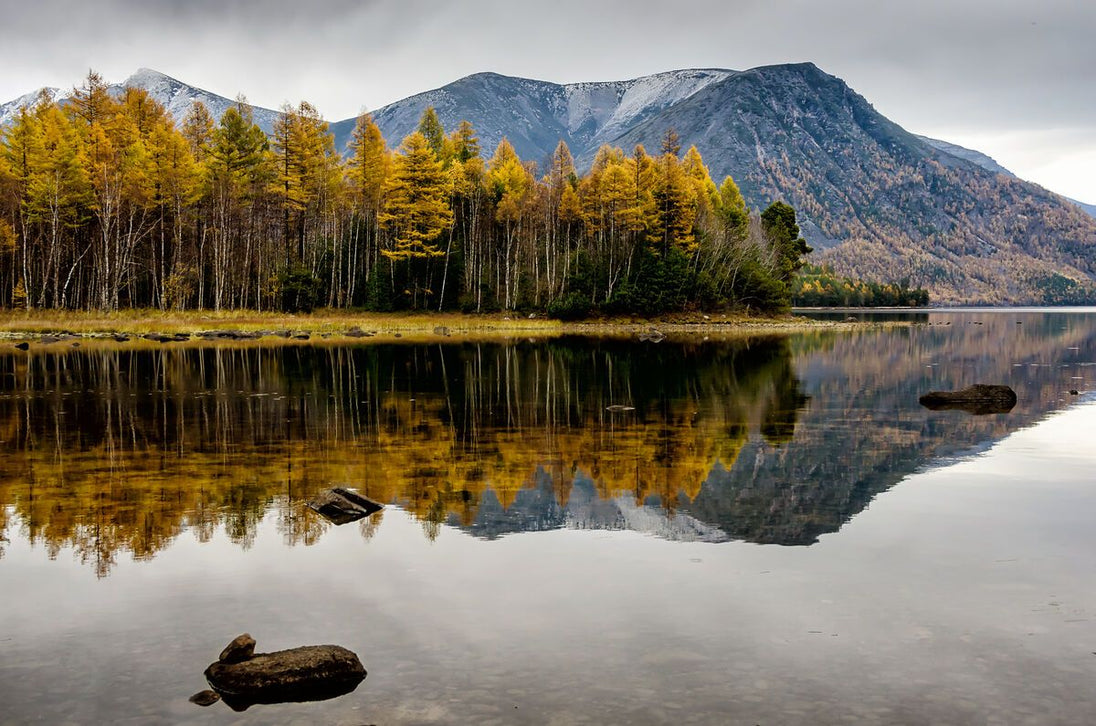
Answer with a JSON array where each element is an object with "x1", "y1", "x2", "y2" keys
[
  {"x1": 204, "y1": 645, "x2": 366, "y2": 711},
  {"x1": 919, "y1": 384, "x2": 1017, "y2": 415},
  {"x1": 189, "y1": 689, "x2": 221, "y2": 706},
  {"x1": 308, "y1": 487, "x2": 384, "y2": 525}
]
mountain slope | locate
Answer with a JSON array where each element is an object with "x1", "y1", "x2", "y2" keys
[
  {"x1": 601, "y1": 63, "x2": 1096, "y2": 303},
  {"x1": 920, "y1": 135, "x2": 1096, "y2": 221},
  {"x1": 917, "y1": 135, "x2": 1016, "y2": 178},
  {"x1": 330, "y1": 68, "x2": 733, "y2": 163},
  {"x1": 0, "y1": 69, "x2": 280, "y2": 136},
  {"x1": 110, "y1": 68, "x2": 281, "y2": 134},
  {"x1": 0, "y1": 87, "x2": 63, "y2": 127}
]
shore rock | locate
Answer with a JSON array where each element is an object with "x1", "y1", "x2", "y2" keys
[
  {"x1": 919, "y1": 384, "x2": 1017, "y2": 415},
  {"x1": 197, "y1": 330, "x2": 262, "y2": 340},
  {"x1": 204, "y1": 644, "x2": 366, "y2": 711},
  {"x1": 144, "y1": 332, "x2": 189, "y2": 343},
  {"x1": 308, "y1": 487, "x2": 384, "y2": 525},
  {"x1": 219, "y1": 633, "x2": 256, "y2": 664}
]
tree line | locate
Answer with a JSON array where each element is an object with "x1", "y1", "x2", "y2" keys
[
  {"x1": 793, "y1": 264, "x2": 929, "y2": 307},
  {"x1": 0, "y1": 72, "x2": 813, "y2": 316}
]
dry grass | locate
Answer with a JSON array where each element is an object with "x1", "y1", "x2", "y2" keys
[{"x1": 0, "y1": 308, "x2": 870, "y2": 345}]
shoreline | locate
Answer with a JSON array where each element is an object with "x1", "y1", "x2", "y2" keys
[{"x1": 0, "y1": 309, "x2": 874, "y2": 347}]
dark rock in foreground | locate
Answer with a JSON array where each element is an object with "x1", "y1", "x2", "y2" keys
[
  {"x1": 919, "y1": 384, "x2": 1017, "y2": 415},
  {"x1": 308, "y1": 487, "x2": 383, "y2": 525},
  {"x1": 204, "y1": 643, "x2": 366, "y2": 712}
]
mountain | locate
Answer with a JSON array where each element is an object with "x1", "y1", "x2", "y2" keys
[
  {"x1": 329, "y1": 68, "x2": 733, "y2": 163},
  {"x1": 342, "y1": 63, "x2": 1094, "y2": 304},
  {"x1": 0, "y1": 68, "x2": 280, "y2": 136},
  {"x1": 110, "y1": 68, "x2": 281, "y2": 135},
  {"x1": 3, "y1": 64, "x2": 1095, "y2": 303},
  {"x1": 0, "y1": 87, "x2": 63, "y2": 127}
]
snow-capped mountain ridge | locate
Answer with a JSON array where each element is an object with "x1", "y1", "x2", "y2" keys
[
  {"x1": 0, "y1": 68, "x2": 281, "y2": 136},
  {"x1": 329, "y1": 68, "x2": 737, "y2": 166},
  {"x1": 109, "y1": 68, "x2": 282, "y2": 135},
  {"x1": 0, "y1": 87, "x2": 63, "y2": 127}
]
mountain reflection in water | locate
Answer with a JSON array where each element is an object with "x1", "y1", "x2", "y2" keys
[{"x1": 0, "y1": 312, "x2": 1093, "y2": 575}]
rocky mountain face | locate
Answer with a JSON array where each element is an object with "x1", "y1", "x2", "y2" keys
[
  {"x1": 3, "y1": 64, "x2": 1094, "y2": 303},
  {"x1": 328, "y1": 68, "x2": 734, "y2": 163}
]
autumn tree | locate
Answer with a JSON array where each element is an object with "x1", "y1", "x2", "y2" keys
[
  {"x1": 380, "y1": 131, "x2": 453, "y2": 308},
  {"x1": 347, "y1": 114, "x2": 389, "y2": 305}
]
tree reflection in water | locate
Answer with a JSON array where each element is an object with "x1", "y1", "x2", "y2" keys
[{"x1": 1, "y1": 313, "x2": 1092, "y2": 575}]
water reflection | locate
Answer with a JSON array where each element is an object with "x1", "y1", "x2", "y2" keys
[{"x1": 0, "y1": 311, "x2": 1093, "y2": 574}]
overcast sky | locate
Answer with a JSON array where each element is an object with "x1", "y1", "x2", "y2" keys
[{"x1": 3, "y1": 0, "x2": 1094, "y2": 201}]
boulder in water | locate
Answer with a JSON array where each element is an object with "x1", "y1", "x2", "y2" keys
[
  {"x1": 308, "y1": 487, "x2": 383, "y2": 525},
  {"x1": 203, "y1": 637, "x2": 366, "y2": 712}
]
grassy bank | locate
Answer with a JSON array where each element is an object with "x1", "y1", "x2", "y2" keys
[{"x1": 0, "y1": 308, "x2": 869, "y2": 345}]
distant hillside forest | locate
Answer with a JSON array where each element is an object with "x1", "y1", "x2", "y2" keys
[
  {"x1": 793, "y1": 265, "x2": 929, "y2": 307},
  {"x1": 0, "y1": 73, "x2": 834, "y2": 316}
]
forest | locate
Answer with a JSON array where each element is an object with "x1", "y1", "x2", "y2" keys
[
  {"x1": 0, "y1": 72, "x2": 814, "y2": 317},
  {"x1": 793, "y1": 264, "x2": 929, "y2": 307}
]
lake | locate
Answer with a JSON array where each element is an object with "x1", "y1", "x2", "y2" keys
[{"x1": 1, "y1": 309, "x2": 1095, "y2": 724}]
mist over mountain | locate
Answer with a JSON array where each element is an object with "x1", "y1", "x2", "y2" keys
[{"x1": 2, "y1": 63, "x2": 1094, "y2": 304}]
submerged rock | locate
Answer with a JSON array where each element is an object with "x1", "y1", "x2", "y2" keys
[
  {"x1": 308, "y1": 487, "x2": 384, "y2": 525},
  {"x1": 14, "y1": 342, "x2": 29, "y2": 351},
  {"x1": 204, "y1": 644, "x2": 366, "y2": 711},
  {"x1": 219, "y1": 633, "x2": 256, "y2": 664},
  {"x1": 919, "y1": 384, "x2": 1017, "y2": 415}
]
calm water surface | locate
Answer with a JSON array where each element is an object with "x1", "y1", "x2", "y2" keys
[{"x1": 1, "y1": 310, "x2": 1095, "y2": 724}]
